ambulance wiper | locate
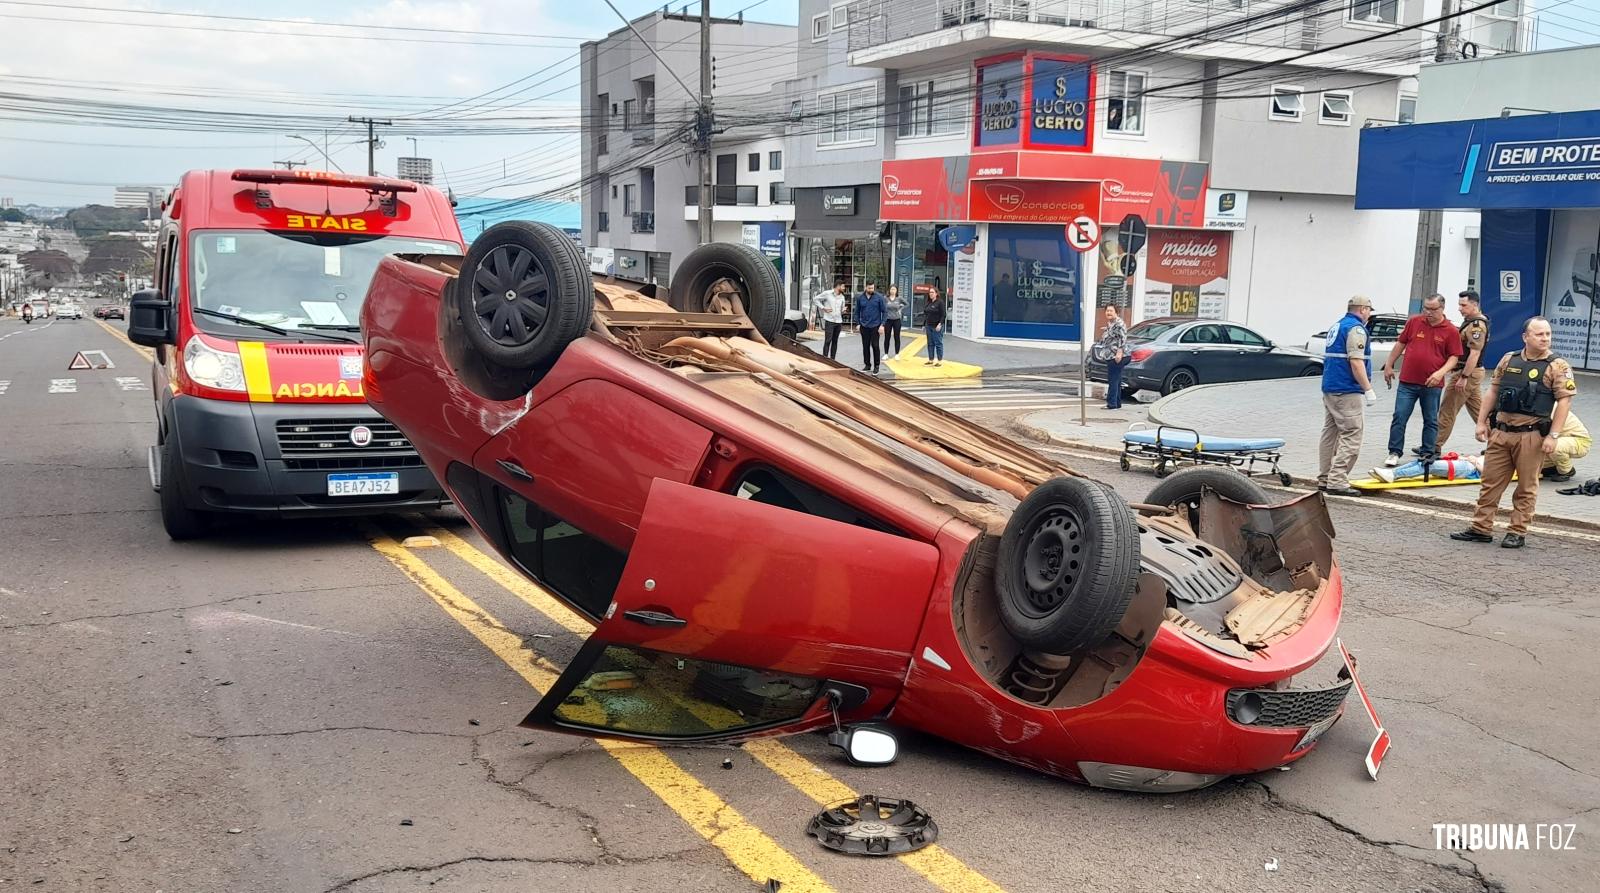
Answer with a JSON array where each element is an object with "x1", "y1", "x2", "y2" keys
[
  {"x1": 193, "y1": 307, "x2": 359, "y2": 344},
  {"x1": 300, "y1": 323, "x2": 363, "y2": 333}
]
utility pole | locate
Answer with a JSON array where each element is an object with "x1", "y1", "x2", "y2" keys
[
  {"x1": 1409, "y1": 0, "x2": 1463, "y2": 305},
  {"x1": 274, "y1": 159, "x2": 307, "y2": 170},
  {"x1": 696, "y1": 0, "x2": 713, "y2": 246},
  {"x1": 348, "y1": 116, "x2": 393, "y2": 176}
]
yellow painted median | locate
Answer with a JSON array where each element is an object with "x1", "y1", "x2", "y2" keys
[{"x1": 885, "y1": 335, "x2": 982, "y2": 380}]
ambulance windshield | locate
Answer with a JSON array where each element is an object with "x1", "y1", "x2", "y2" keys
[{"x1": 189, "y1": 230, "x2": 460, "y2": 335}]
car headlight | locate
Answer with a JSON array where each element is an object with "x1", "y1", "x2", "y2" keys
[{"x1": 183, "y1": 335, "x2": 246, "y2": 392}]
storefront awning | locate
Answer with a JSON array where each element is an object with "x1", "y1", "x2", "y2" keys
[{"x1": 1355, "y1": 109, "x2": 1600, "y2": 212}]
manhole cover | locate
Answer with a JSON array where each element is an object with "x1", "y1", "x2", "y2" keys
[{"x1": 805, "y1": 795, "x2": 937, "y2": 856}]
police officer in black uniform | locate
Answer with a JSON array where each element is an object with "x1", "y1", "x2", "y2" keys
[{"x1": 1451, "y1": 317, "x2": 1577, "y2": 548}]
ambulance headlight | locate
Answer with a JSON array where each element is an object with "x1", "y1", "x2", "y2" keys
[{"x1": 183, "y1": 336, "x2": 246, "y2": 392}]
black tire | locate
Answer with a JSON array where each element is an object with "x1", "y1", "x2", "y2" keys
[
  {"x1": 1299, "y1": 364, "x2": 1321, "y2": 377},
  {"x1": 780, "y1": 319, "x2": 802, "y2": 341},
  {"x1": 995, "y1": 476, "x2": 1140, "y2": 654},
  {"x1": 671, "y1": 242, "x2": 784, "y2": 342},
  {"x1": 159, "y1": 435, "x2": 210, "y2": 541},
  {"x1": 1145, "y1": 466, "x2": 1270, "y2": 531},
  {"x1": 459, "y1": 221, "x2": 592, "y2": 369},
  {"x1": 1118, "y1": 455, "x2": 1131, "y2": 472},
  {"x1": 1161, "y1": 366, "x2": 1197, "y2": 395},
  {"x1": 1155, "y1": 460, "x2": 1171, "y2": 478}
]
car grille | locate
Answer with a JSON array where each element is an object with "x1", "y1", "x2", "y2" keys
[
  {"x1": 275, "y1": 419, "x2": 419, "y2": 471},
  {"x1": 1227, "y1": 681, "x2": 1352, "y2": 728}
]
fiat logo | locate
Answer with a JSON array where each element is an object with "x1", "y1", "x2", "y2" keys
[
  {"x1": 985, "y1": 183, "x2": 1025, "y2": 212},
  {"x1": 1102, "y1": 179, "x2": 1126, "y2": 198},
  {"x1": 349, "y1": 425, "x2": 373, "y2": 447}
]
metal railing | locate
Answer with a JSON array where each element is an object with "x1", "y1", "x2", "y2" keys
[
  {"x1": 684, "y1": 184, "x2": 760, "y2": 206},
  {"x1": 845, "y1": 0, "x2": 1351, "y2": 54},
  {"x1": 631, "y1": 211, "x2": 655, "y2": 233},
  {"x1": 770, "y1": 183, "x2": 793, "y2": 204}
]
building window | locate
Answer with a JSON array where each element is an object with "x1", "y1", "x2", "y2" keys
[
  {"x1": 1398, "y1": 92, "x2": 1417, "y2": 124},
  {"x1": 748, "y1": 153, "x2": 760, "y2": 172},
  {"x1": 1269, "y1": 85, "x2": 1304, "y2": 121},
  {"x1": 498, "y1": 489, "x2": 627, "y2": 622},
  {"x1": 812, "y1": 12, "x2": 829, "y2": 39},
  {"x1": 1348, "y1": 0, "x2": 1398, "y2": 25},
  {"x1": 1105, "y1": 70, "x2": 1146, "y2": 135},
  {"x1": 818, "y1": 83, "x2": 878, "y2": 148},
  {"x1": 623, "y1": 184, "x2": 635, "y2": 215},
  {"x1": 830, "y1": 3, "x2": 847, "y2": 30},
  {"x1": 896, "y1": 75, "x2": 966, "y2": 139},
  {"x1": 769, "y1": 150, "x2": 782, "y2": 170},
  {"x1": 1319, "y1": 90, "x2": 1353, "y2": 125}
]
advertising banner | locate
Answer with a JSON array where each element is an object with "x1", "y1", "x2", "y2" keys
[
  {"x1": 1143, "y1": 229, "x2": 1231, "y2": 320},
  {"x1": 952, "y1": 247, "x2": 976, "y2": 338},
  {"x1": 881, "y1": 156, "x2": 972, "y2": 221},
  {"x1": 975, "y1": 57, "x2": 1025, "y2": 148},
  {"x1": 1028, "y1": 56, "x2": 1093, "y2": 151},
  {"x1": 1203, "y1": 188, "x2": 1249, "y2": 230},
  {"x1": 1543, "y1": 209, "x2": 1600, "y2": 370},
  {"x1": 968, "y1": 179, "x2": 1100, "y2": 223}
]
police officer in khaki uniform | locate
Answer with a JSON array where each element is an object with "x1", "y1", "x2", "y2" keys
[
  {"x1": 1451, "y1": 317, "x2": 1576, "y2": 548},
  {"x1": 1436, "y1": 290, "x2": 1490, "y2": 448}
]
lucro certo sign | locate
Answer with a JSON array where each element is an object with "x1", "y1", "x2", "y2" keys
[{"x1": 974, "y1": 53, "x2": 1094, "y2": 153}]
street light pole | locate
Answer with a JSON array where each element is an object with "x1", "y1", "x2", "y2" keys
[{"x1": 287, "y1": 134, "x2": 341, "y2": 171}]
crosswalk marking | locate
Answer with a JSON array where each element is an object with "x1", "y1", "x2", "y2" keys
[
  {"x1": 48, "y1": 378, "x2": 77, "y2": 394},
  {"x1": 893, "y1": 375, "x2": 1084, "y2": 414},
  {"x1": 0, "y1": 380, "x2": 9, "y2": 396}
]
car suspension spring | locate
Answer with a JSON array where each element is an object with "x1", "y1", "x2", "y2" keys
[{"x1": 1005, "y1": 651, "x2": 1074, "y2": 705}]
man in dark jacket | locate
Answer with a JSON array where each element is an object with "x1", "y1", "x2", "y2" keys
[{"x1": 855, "y1": 282, "x2": 887, "y2": 373}]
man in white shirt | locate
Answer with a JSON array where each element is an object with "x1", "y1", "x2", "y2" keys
[{"x1": 814, "y1": 281, "x2": 846, "y2": 360}]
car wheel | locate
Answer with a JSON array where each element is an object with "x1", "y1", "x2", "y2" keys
[
  {"x1": 780, "y1": 319, "x2": 802, "y2": 341},
  {"x1": 159, "y1": 436, "x2": 211, "y2": 541},
  {"x1": 1145, "y1": 466, "x2": 1269, "y2": 531},
  {"x1": 995, "y1": 476, "x2": 1140, "y2": 655},
  {"x1": 459, "y1": 221, "x2": 593, "y2": 370},
  {"x1": 1299, "y1": 365, "x2": 1321, "y2": 377},
  {"x1": 671, "y1": 242, "x2": 784, "y2": 343},
  {"x1": 1161, "y1": 367, "x2": 1197, "y2": 395}
]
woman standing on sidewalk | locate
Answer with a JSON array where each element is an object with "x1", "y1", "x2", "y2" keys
[
  {"x1": 883, "y1": 286, "x2": 906, "y2": 357},
  {"x1": 923, "y1": 288, "x2": 946, "y2": 367}
]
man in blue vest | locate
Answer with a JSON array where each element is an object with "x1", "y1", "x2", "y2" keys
[{"x1": 1318, "y1": 296, "x2": 1380, "y2": 496}]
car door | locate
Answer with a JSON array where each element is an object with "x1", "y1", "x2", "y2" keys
[
  {"x1": 520, "y1": 476, "x2": 941, "y2": 744},
  {"x1": 1175, "y1": 323, "x2": 1232, "y2": 382},
  {"x1": 1222, "y1": 324, "x2": 1280, "y2": 380}
]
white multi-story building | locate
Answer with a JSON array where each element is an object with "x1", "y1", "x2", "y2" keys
[
  {"x1": 112, "y1": 186, "x2": 165, "y2": 211},
  {"x1": 397, "y1": 157, "x2": 435, "y2": 184}
]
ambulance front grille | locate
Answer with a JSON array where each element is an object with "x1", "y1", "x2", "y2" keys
[{"x1": 275, "y1": 418, "x2": 418, "y2": 468}]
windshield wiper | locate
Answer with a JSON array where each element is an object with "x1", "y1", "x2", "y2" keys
[
  {"x1": 193, "y1": 307, "x2": 359, "y2": 344},
  {"x1": 299, "y1": 323, "x2": 363, "y2": 333}
]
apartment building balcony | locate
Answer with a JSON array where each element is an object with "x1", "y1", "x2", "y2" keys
[
  {"x1": 842, "y1": 0, "x2": 1426, "y2": 75},
  {"x1": 685, "y1": 184, "x2": 760, "y2": 206},
  {"x1": 631, "y1": 211, "x2": 655, "y2": 233},
  {"x1": 682, "y1": 184, "x2": 795, "y2": 223}
]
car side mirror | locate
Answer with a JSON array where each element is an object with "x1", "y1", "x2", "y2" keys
[
  {"x1": 828, "y1": 723, "x2": 899, "y2": 766},
  {"x1": 128, "y1": 288, "x2": 175, "y2": 347}
]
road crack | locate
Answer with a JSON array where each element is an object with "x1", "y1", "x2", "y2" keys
[
  {"x1": 0, "y1": 583, "x2": 381, "y2": 630},
  {"x1": 193, "y1": 726, "x2": 482, "y2": 742}
]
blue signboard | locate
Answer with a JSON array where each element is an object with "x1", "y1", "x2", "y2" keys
[
  {"x1": 1029, "y1": 57, "x2": 1092, "y2": 150},
  {"x1": 938, "y1": 225, "x2": 977, "y2": 251},
  {"x1": 986, "y1": 223, "x2": 1080, "y2": 341},
  {"x1": 1356, "y1": 109, "x2": 1600, "y2": 211},
  {"x1": 975, "y1": 58, "x2": 1025, "y2": 148}
]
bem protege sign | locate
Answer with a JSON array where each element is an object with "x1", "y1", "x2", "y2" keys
[{"x1": 1486, "y1": 138, "x2": 1600, "y2": 184}]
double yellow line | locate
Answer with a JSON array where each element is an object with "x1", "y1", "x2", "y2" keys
[{"x1": 365, "y1": 520, "x2": 1006, "y2": 893}]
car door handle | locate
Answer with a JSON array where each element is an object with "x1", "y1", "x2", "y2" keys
[
  {"x1": 496, "y1": 458, "x2": 534, "y2": 482},
  {"x1": 623, "y1": 609, "x2": 687, "y2": 628}
]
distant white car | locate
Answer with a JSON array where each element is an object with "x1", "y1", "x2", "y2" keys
[
  {"x1": 1304, "y1": 313, "x2": 1405, "y2": 369},
  {"x1": 56, "y1": 304, "x2": 84, "y2": 320}
]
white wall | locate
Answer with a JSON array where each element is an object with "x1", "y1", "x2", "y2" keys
[
  {"x1": 1230, "y1": 192, "x2": 1419, "y2": 344},
  {"x1": 1439, "y1": 210, "x2": 1481, "y2": 296},
  {"x1": 1096, "y1": 59, "x2": 1204, "y2": 162}
]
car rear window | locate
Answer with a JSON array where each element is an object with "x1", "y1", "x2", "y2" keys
[
  {"x1": 1128, "y1": 320, "x2": 1181, "y2": 341},
  {"x1": 499, "y1": 489, "x2": 626, "y2": 621}
]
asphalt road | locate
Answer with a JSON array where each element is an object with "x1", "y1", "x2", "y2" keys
[{"x1": 1, "y1": 315, "x2": 1595, "y2": 892}]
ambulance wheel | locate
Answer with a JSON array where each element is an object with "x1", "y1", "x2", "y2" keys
[
  {"x1": 159, "y1": 436, "x2": 210, "y2": 541},
  {"x1": 1145, "y1": 467, "x2": 1269, "y2": 532},
  {"x1": 671, "y1": 242, "x2": 784, "y2": 343},
  {"x1": 460, "y1": 221, "x2": 593, "y2": 369},
  {"x1": 995, "y1": 477, "x2": 1140, "y2": 654}
]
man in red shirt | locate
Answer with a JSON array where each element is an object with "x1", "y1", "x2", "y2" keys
[{"x1": 1380, "y1": 294, "x2": 1464, "y2": 466}]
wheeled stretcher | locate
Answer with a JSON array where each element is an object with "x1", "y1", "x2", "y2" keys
[{"x1": 1119, "y1": 423, "x2": 1293, "y2": 486}]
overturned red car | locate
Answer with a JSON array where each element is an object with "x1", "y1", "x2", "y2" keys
[{"x1": 361, "y1": 221, "x2": 1358, "y2": 792}]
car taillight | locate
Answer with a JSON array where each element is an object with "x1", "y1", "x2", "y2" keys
[
  {"x1": 182, "y1": 335, "x2": 245, "y2": 392},
  {"x1": 1130, "y1": 347, "x2": 1154, "y2": 363}
]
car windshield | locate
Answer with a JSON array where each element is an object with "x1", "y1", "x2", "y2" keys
[
  {"x1": 189, "y1": 230, "x2": 460, "y2": 336},
  {"x1": 1128, "y1": 319, "x2": 1184, "y2": 342}
]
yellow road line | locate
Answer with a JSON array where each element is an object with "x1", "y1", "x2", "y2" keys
[
  {"x1": 363, "y1": 524, "x2": 833, "y2": 893},
  {"x1": 95, "y1": 318, "x2": 155, "y2": 362},
  {"x1": 425, "y1": 523, "x2": 1009, "y2": 893}
]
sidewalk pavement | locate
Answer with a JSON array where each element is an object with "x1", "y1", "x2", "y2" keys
[{"x1": 1019, "y1": 374, "x2": 1600, "y2": 528}]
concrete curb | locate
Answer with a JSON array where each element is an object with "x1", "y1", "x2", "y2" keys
[{"x1": 1143, "y1": 383, "x2": 1600, "y2": 533}]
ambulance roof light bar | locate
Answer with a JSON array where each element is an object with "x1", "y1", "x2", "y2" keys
[{"x1": 230, "y1": 169, "x2": 419, "y2": 194}]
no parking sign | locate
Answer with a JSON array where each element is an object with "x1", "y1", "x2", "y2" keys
[{"x1": 1065, "y1": 216, "x2": 1100, "y2": 251}]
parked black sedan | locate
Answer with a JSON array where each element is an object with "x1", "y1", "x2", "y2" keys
[{"x1": 1087, "y1": 317, "x2": 1323, "y2": 398}]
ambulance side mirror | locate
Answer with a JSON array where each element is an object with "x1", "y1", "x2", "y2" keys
[{"x1": 128, "y1": 289, "x2": 176, "y2": 347}]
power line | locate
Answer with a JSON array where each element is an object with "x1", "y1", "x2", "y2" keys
[{"x1": 0, "y1": 1, "x2": 598, "y2": 40}]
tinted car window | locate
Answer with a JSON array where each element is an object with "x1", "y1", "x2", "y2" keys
[
  {"x1": 500, "y1": 489, "x2": 626, "y2": 621},
  {"x1": 1368, "y1": 317, "x2": 1405, "y2": 341},
  {"x1": 1224, "y1": 325, "x2": 1268, "y2": 347},
  {"x1": 734, "y1": 466, "x2": 895, "y2": 534},
  {"x1": 1179, "y1": 324, "x2": 1225, "y2": 344},
  {"x1": 1128, "y1": 320, "x2": 1182, "y2": 341}
]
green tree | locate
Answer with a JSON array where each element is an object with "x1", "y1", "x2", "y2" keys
[{"x1": 0, "y1": 207, "x2": 29, "y2": 223}]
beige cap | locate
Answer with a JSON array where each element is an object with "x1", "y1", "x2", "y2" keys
[{"x1": 1347, "y1": 295, "x2": 1374, "y2": 309}]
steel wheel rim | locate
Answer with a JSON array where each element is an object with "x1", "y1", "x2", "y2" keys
[
  {"x1": 1019, "y1": 509, "x2": 1084, "y2": 617},
  {"x1": 470, "y1": 243, "x2": 550, "y2": 347},
  {"x1": 701, "y1": 273, "x2": 748, "y2": 315}
]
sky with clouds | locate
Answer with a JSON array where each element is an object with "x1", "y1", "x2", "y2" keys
[{"x1": 0, "y1": 0, "x2": 1596, "y2": 208}]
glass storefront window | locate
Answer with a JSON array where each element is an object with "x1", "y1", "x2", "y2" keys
[
  {"x1": 987, "y1": 223, "x2": 1082, "y2": 341},
  {"x1": 799, "y1": 235, "x2": 889, "y2": 324},
  {"x1": 892, "y1": 223, "x2": 952, "y2": 327}
]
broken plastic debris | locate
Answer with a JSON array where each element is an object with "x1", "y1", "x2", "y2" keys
[
  {"x1": 468, "y1": 719, "x2": 481, "y2": 726},
  {"x1": 585, "y1": 671, "x2": 639, "y2": 691},
  {"x1": 399, "y1": 819, "x2": 414, "y2": 827},
  {"x1": 401, "y1": 535, "x2": 440, "y2": 548},
  {"x1": 1264, "y1": 858, "x2": 1278, "y2": 872},
  {"x1": 722, "y1": 758, "x2": 734, "y2": 770},
  {"x1": 227, "y1": 828, "x2": 243, "y2": 835}
]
